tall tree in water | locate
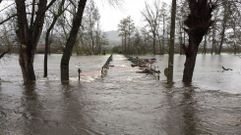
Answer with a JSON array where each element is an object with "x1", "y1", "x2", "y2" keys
[
  {"x1": 15, "y1": 0, "x2": 56, "y2": 84},
  {"x1": 44, "y1": 0, "x2": 66, "y2": 78},
  {"x1": 60, "y1": 0, "x2": 87, "y2": 83},
  {"x1": 167, "y1": 0, "x2": 176, "y2": 83},
  {"x1": 182, "y1": 0, "x2": 215, "y2": 83}
]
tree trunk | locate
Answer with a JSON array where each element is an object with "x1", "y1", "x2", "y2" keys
[
  {"x1": 121, "y1": 36, "x2": 124, "y2": 53},
  {"x1": 211, "y1": 26, "x2": 216, "y2": 54},
  {"x1": 44, "y1": 0, "x2": 65, "y2": 77},
  {"x1": 182, "y1": 42, "x2": 198, "y2": 83},
  {"x1": 19, "y1": 47, "x2": 36, "y2": 83},
  {"x1": 161, "y1": 16, "x2": 166, "y2": 55},
  {"x1": 203, "y1": 35, "x2": 207, "y2": 54},
  {"x1": 15, "y1": 0, "x2": 48, "y2": 84},
  {"x1": 60, "y1": 0, "x2": 87, "y2": 83},
  {"x1": 153, "y1": 33, "x2": 156, "y2": 55},
  {"x1": 218, "y1": 1, "x2": 228, "y2": 55},
  {"x1": 124, "y1": 34, "x2": 127, "y2": 54},
  {"x1": 96, "y1": 23, "x2": 101, "y2": 54},
  {"x1": 179, "y1": 26, "x2": 183, "y2": 55},
  {"x1": 90, "y1": 30, "x2": 95, "y2": 55},
  {"x1": 44, "y1": 35, "x2": 49, "y2": 77},
  {"x1": 167, "y1": 0, "x2": 176, "y2": 83},
  {"x1": 44, "y1": 23, "x2": 54, "y2": 78},
  {"x1": 234, "y1": 43, "x2": 237, "y2": 54},
  {"x1": 182, "y1": 0, "x2": 215, "y2": 84}
]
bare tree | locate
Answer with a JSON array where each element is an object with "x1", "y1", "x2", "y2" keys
[
  {"x1": 118, "y1": 18, "x2": 128, "y2": 54},
  {"x1": 202, "y1": 35, "x2": 207, "y2": 54},
  {"x1": 210, "y1": 8, "x2": 219, "y2": 54},
  {"x1": 60, "y1": 0, "x2": 87, "y2": 83},
  {"x1": 176, "y1": 0, "x2": 188, "y2": 55},
  {"x1": 226, "y1": 1, "x2": 241, "y2": 54},
  {"x1": 118, "y1": 16, "x2": 135, "y2": 54},
  {"x1": 83, "y1": 0, "x2": 101, "y2": 54},
  {"x1": 217, "y1": 0, "x2": 230, "y2": 54},
  {"x1": 44, "y1": 0, "x2": 67, "y2": 78},
  {"x1": 15, "y1": 0, "x2": 56, "y2": 84},
  {"x1": 132, "y1": 30, "x2": 143, "y2": 54},
  {"x1": 142, "y1": 0, "x2": 161, "y2": 55},
  {"x1": 182, "y1": 0, "x2": 216, "y2": 83}
]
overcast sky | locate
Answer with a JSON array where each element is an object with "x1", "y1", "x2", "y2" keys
[
  {"x1": 95, "y1": 0, "x2": 171, "y2": 31},
  {"x1": 0, "y1": 0, "x2": 171, "y2": 32}
]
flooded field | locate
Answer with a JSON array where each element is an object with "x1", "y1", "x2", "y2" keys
[{"x1": 1, "y1": 54, "x2": 241, "y2": 135}]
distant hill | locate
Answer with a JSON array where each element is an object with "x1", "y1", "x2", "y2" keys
[{"x1": 104, "y1": 30, "x2": 121, "y2": 48}]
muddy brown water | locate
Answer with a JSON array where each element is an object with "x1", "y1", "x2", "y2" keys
[{"x1": 0, "y1": 54, "x2": 241, "y2": 135}]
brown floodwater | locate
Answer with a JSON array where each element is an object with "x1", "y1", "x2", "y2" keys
[{"x1": 0, "y1": 54, "x2": 241, "y2": 135}]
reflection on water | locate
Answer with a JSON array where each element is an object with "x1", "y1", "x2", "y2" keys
[
  {"x1": 181, "y1": 87, "x2": 197, "y2": 135},
  {"x1": 1, "y1": 54, "x2": 241, "y2": 134},
  {"x1": 21, "y1": 84, "x2": 43, "y2": 135}
]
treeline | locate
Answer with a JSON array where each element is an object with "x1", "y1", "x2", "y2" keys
[
  {"x1": 0, "y1": 0, "x2": 107, "y2": 55},
  {"x1": 0, "y1": 0, "x2": 109, "y2": 83},
  {"x1": 116, "y1": 0, "x2": 241, "y2": 55},
  {"x1": 0, "y1": 0, "x2": 240, "y2": 84}
]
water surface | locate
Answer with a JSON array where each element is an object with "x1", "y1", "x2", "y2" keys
[{"x1": 0, "y1": 54, "x2": 241, "y2": 135}]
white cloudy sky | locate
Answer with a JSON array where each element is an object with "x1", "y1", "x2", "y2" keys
[
  {"x1": 95, "y1": 0, "x2": 171, "y2": 31},
  {"x1": 0, "y1": 0, "x2": 171, "y2": 31}
]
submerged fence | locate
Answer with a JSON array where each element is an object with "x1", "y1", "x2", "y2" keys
[
  {"x1": 101, "y1": 54, "x2": 113, "y2": 77},
  {"x1": 126, "y1": 56, "x2": 160, "y2": 80}
]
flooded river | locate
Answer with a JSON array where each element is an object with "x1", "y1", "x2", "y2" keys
[{"x1": 0, "y1": 54, "x2": 241, "y2": 135}]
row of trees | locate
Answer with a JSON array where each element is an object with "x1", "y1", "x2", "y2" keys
[
  {"x1": 0, "y1": 0, "x2": 109, "y2": 84},
  {"x1": 118, "y1": 0, "x2": 241, "y2": 55},
  {"x1": 118, "y1": 0, "x2": 241, "y2": 83},
  {"x1": 0, "y1": 0, "x2": 240, "y2": 84}
]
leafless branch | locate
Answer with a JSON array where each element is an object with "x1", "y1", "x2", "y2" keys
[
  {"x1": 0, "y1": 14, "x2": 17, "y2": 25},
  {"x1": 0, "y1": 51, "x2": 9, "y2": 59}
]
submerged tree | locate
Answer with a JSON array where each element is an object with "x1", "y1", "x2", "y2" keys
[
  {"x1": 44, "y1": 0, "x2": 66, "y2": 78},
  {"x1": 167, "y1": 0, "x2": 176, "y2": 83},
  {"x1": 182, "y1": 0, "x2": 216, "y2": 83},
  {"x1": 60, "y1": 0, "x2": 87, "y2": 83},
  {"x1": 15, "y1": 0, "x2": 56, "y2": 84}
]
